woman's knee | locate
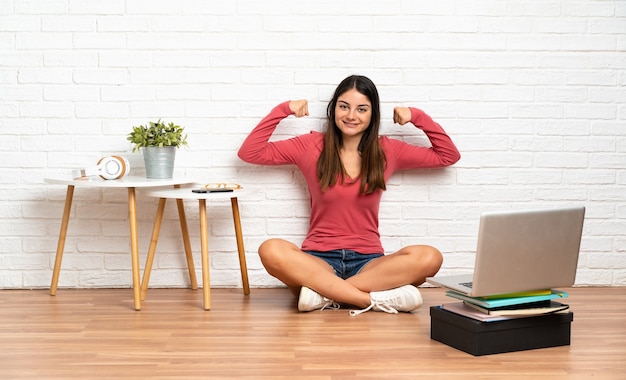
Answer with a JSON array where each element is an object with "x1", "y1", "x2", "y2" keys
[
  {"x1": 258, "y1": 238, "x2": 296, "y2": 269},
  {"x1": 405, "y1": 245, "x2": 443, "y2": 276},
  {"x1": 424, "y1": 246, "x2": 444, "y2": 275}
]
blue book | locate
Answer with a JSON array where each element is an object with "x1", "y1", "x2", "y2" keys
[{"x1": 445, "y1": 289, "x2": 569, "y2": 309}]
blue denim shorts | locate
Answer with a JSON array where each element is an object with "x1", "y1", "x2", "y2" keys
[{"x1": 304, "y1": 249, "x2": 384, "y2": 280}]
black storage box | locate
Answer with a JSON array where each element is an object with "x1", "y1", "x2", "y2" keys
[{"x1": 430, "y1": 306, "x2": 573, "y2": 356}]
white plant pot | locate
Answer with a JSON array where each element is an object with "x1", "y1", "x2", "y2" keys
[{"x1": 142, "y1": 146, "x2": 176, "y2": 179}]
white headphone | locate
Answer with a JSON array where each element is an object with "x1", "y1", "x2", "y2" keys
[{"x1": 72, "y1": 156, "x2": 130, "y2": 180}]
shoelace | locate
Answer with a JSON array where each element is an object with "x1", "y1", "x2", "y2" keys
[
  {"x1": 320, "y1": 300, "x2": 341, "y2": 311},
  {"x1": 349, "y1": 300, "x2": 398, "y2": 317}
]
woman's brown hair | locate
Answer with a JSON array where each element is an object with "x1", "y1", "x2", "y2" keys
[{"x1": 317, "y1": 75, "x2": 386, "y2": 194}]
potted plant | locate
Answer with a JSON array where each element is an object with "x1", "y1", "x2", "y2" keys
[{"x1": 127, "y1": 120, "x2": 188, "y2": 179}]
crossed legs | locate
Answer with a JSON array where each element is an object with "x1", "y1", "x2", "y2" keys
[{"x1": 257, "y1": 238, "x2": 443, "y2": 309}]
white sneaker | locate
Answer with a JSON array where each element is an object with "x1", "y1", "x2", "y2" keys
[
  {"x1": 349, "y1": 285, "x2": 423, "y2": 316},
  {"x1": 298, "y1": 286, "x2": 340, "y2": 312}
]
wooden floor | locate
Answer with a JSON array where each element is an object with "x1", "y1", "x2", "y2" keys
[{"x1": 0, "y1": 287, "x2": 624, "y2": 379}]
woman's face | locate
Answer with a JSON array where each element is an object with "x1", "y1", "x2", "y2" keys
[{"x1": 334, "y1": 88, "x2": 372, "y2": 139}]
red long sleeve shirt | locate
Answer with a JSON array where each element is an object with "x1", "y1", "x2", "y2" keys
[{"x1": 238, "y1": 101, "x2": 460, "y2": 254}]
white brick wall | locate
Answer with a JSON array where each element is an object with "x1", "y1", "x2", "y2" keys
[{"x1": 1, "y1": 0, "x2": 624, "y2": 289}]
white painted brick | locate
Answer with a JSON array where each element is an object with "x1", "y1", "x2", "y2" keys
[
  {"x1": 129, "y1": 102, "x2": 185, "y2": 118},
  {"x1": 180, "y1": 1, "x2": 231, "y2": 15},
  {"x1": 535, "y1": 87, "x2": 587, "y2": 103},
  {"x1": 0, "y1": 15, "x2": 40, "y2": 31},
  {"x1": 564, "y1": 35, "x2": 617, "y2": 52},
  {"x1": 536, "y1": 120, "x2": 590, "y2": 136},
  {"x1": 266, "y1": 16, "x2": 318, "y2": 32},
  {"x1": 15, "y1": 0, "x2": 66, "y2": 15},
  {"x1": 564, "y1": 136, "x2": 616, "y2": 153},
  {"x1": 512, "y1": 135, "x2": 565, "y2": 152},
  {"x1": 68, "y1": 0, "x2": 125, "y2": 16},
  {"x1": 456, "y1": 1, "x2": 506, "y2": 17},
  {"x1": 510, "y1": 104, "x2": 564, "y2": 119},
  {"x1": 0, "y1": 69, "x2": 18, "y2": 85},
  {"x1": 618, "y1": 138, "x2": 626, "y2": 154},
  {"x1": 130, "y1": 68, "x2": 185, "y2": 84},
  {"x1": 237, "y1": 0, "x2": 292, "y2": 16},
  {"x1": 427, "y1": 17, "x2": 479, "y2": 33},
  {"x1": 456, "y1": 70, "x2": 509, "y2": 85},
  {"x1": 589, "y1": 154, "x2": 626, "y2": 169},
  {"x1": 0, "y1": 32, "x2": 12, "y2": 50},
  {"x1": 211, "y1": 84, "x2": 268, "y2": 101},
  {"x1": 44, "y1": 52, "x2": 97, "y2": 67},
  {"x1": 589, "y1": 87, "x2": 626, "y2": 103},
  {"x1": 510, "y1": 169, "x2": 563, "y2": 185},
  {"x1": 533, "y1": 19, "x2": 587, "y2": 34},
  {"x1": 47, "y1": 119, "x2": 102, "y2": 135},
  {"x1": 96, "y1": 16, "x2": 150, "y2": 32},
  {"x1": 566, "y1": 70, "x2": 618, "y2": 86},
  {"x1": 589, "y1": 19, "x2": 626, "y2": 34},
  {"x1": 43, "y1": 85, "x2": 99, "y2": 102},
  {"x1": 152, "y1": 16, "x2": 206, "y2": 32},
  {"x1": 534, "y1": 187, "x2": 589, "y2": 201},
  {"x1": 128, "y1": 33, "x2": 236, "y2": 50},
  {"x1": 537, "y1": 54, "x2": 592, "y2": 70},
  {"x1": 372, "y1": 16, "x2": 426, "y2": 33},
  {"x1": 0, "y1": 1, "x2": 624, "y2": 289},
  {"x1": 0, "y1": 85, "x2": 41, "y2": 101},
  {"x1": 16, "y1": 32, "x2": 72, "y2": 50},
  {"x1": 79, "y1": 271, "x2": 131, "y2": 287},
  {"x1": 510, "y1": 2, "x2": 562, "y2": 17},
  {"x1": 42, "y1": 16, "x2": 95, "y2": 32},
  {"x1": 151, "y1": 52, "x2": 210, "y2": 68},
  {"x1": 565, "y1": 104, "x2": 617, "y2": 120},
  {"x1": 0, "y1": 271, "x2": 23, "y2": 288},
  {"x1": 101, "y1": 86, "x2": 155, "y2": 101},
  {"x1": 204, "y1": 15, "x2": 261, "y2": 32},
  {"x1": 75, "y1": 102, "x2": 130, "y2": 119},
  {"x1": 73, "y1": 32, "x2": 126, "y2": 49},
  {"x1": 238, "y1": 32, "x2": 295, "y2": 50},
  {"x1": 19, "y1": 102, "x2": 74, "y2": 118},
  {"x1": 127, "y1": 0, "x2": 182, "y2": 15},
  {"x1": 564, "y1": 2, "x2": 615, "y2": 17},
  {"x1": 73, "y1": 68, "x2": 127, "y2": 84},
  {"x1": 589, "y1": 52, "x2": 626, "y2": 71},
  {"x1": 18, "y1": 68, "x2": 73, "y2": 84},
  {"x1": 456, "y1": 103, "x2": 508, "y2": 119},
  {"x1": 185, "y1": 101, "x2": 240, "y2": 118},
  {"x1": 183, "y1": 68, "x2": 240, "y2": 84},
  {"x1": 511, "y1": 70, "x2": 564, "y2": 85},
  {"x1": 535, "y1": 152, "x2": 589, "y2": 168},
  {"x1": 425, "y1": 53, "x2": 482, "y2": 69},
  {"x1": 21, "y1": 135, "x2": 75, "y2": 152}
]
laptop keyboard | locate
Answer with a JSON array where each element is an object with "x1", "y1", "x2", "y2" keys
[{"x1": 460, "y1": 282, "x2": 473, "y2": 288}]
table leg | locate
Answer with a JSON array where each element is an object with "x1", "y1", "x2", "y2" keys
[
  {"x1": 198, "y1": 199, "x2": 211, "y2": 310},
  {"x1": 140, "y1": 197, "x2": 167, "y2": 301},
  {"x1": 50, "y1": 185, "x2": 75, "y2": 296},
  {"x1": 175, "y1": 198, "x2": 198, "y2": 290},
  {"x1": 230, "y1": 197, "x2": 250, "y2": 295},
  {"x1": 128, "y1": 187, "x2": 142, "y2": 311}
]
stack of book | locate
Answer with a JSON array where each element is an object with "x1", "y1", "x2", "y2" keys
[{"x1": 440, "y1": 289, "x2": 570, "y2": 322}]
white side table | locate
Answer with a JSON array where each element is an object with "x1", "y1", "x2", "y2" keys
[
  {"x1": 44, "y1": 176, "x2": 194, "y2": 310},
  {"x1": 140, "y1": 186, "x2": 253, "y2": 310}
]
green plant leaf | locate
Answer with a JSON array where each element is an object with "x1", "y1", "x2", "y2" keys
[{"x1": 127, "y1": 119, "x2": 188, "y2": 152}]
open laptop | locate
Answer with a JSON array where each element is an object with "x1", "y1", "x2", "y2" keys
[{"x1": 426, "y1": 206, "x2": 585, "y2": 297}]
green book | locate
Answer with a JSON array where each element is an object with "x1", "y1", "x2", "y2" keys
[
  {"x1": 445, "y1": 289, "x2": 569, "y2": 308},
  {"x1": 463, "y1": 300, "x2": 570, "y2": 316}
]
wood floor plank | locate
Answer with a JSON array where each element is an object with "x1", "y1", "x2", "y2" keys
[{"x1": 0, "y1": 287, "x2": 624, "y2": 379}]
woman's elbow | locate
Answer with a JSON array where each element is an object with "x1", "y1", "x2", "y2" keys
[
  {"x1": 448, "y1": 151, "x2": 461, "y2": 166},
  {"x1": 237, "y1": 147, "x2": 254, "y2": 163},
  {"x1": 439, "y1": 150, "x2": 461, "y2": 167}
]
